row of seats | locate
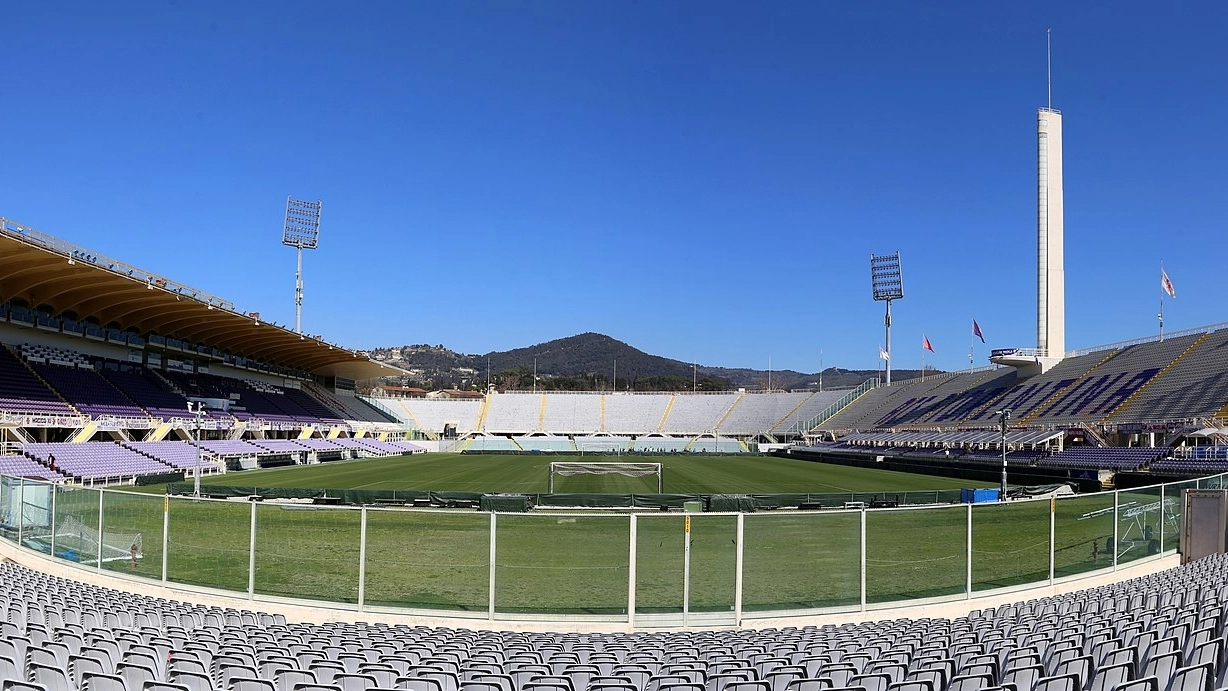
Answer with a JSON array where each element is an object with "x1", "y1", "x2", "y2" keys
[
  {"x1": 375, "y1": 392, "x2": 848, "y2": 438},
  {"x1": 0, "y1": 439, "x2": 422, "y2": 481},
  {"x1": 3, "y1": 554, "x2": 1228, "y2": 691},
  {"x1": 822, "y1": 325, "x2": 1228, "y2": 432},
  {"x1": 0, "y1": 343, "x2": 376, "y2": 429}
]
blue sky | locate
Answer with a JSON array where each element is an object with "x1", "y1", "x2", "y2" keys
[{"x1": 3, "y1": 2, "x2": 1225, "y2": 374}]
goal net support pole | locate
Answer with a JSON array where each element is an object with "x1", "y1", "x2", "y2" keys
[{"x1": 548, "y1": 462, "x2": 663, "y2": 494}]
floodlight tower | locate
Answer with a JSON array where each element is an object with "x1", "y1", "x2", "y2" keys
[
  {"x1": 282, "y1": 196, "x2": 323, "y2": 334},
  {"x1": 871, "y1": 252, "x2": 904, "y2": 384}
]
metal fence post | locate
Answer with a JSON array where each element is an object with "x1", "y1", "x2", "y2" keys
[
  {"x1": 96, "y1": 487, "x2": 105, "y2": 571},
  {"x1": 488, "y1": 512, "x2": 497, "y2": 620},
  {"x1": 1049, "y1": 497, "x2": 1055, "y2": 584},
  {"x1": 628, "y1": 514, "x2": 637, "y2": 627},
  {"x1": 734, "y1": 513, "x2": 744, "y2": 627},
  {"x1": 683, "y1": 514, "x2": 692, "y2": 626},
  {"x1": 357, "y1": 507, "x2": 368, "y2": 612},
  {"x1": 17, "y1": 480, "x2": 25, "y2": 547},
  {"x1": 16, "y1": 478, "x2": 25, "y2": 549},
  {"x1": 1159, "y1": 484, "x2": 1166, "y2": 551},
  {"x1": 860, "y1": 508, "x2": 867, "y2": 612},
  {"x1": 966, "y1": 503, "x2": 973, "y2": 599},
  {"x1": 1112, "y1": 490, "x2": 1119, "y2": 571},
  {"x1": 49, "y1": 484, "x2": 57, "y2": 560},
  {"x1": 247, "y1": 500, "x2": 257, "y2": 599},
  {"x1": 161, "y1": 494, "x2": 169, "y2": 582}
]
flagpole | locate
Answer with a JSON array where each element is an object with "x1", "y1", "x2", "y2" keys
[
  {"x1": 1159, "y1": 260, "x2": 1165, "y2": 342},
  {"x1": 969, "y1": 327, "x2": 974, "y2": 369}
]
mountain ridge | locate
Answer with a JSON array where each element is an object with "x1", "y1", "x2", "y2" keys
[{"x1": 368, "y1": 332, "x2": 936, "y2": 391}]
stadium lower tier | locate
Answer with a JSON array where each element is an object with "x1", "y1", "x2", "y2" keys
[
  {"x1": 1, "y1": 439, "x2": 423, "y2": 483},
  {"x1": 0, "y1": 530, "x2": 1223, "y2": 684}
]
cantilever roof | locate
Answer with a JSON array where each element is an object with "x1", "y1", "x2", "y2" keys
[{"x1": 0, "y1": 220, "x2": 402, "y2": 381}]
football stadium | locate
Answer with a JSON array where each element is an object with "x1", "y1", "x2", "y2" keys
[
  {"x1": 5, "y1": 14, "x2": 1228, "y2": 691},
  {"x1": 5, "y1": 96, "x2": 1228, "y2": 634}
]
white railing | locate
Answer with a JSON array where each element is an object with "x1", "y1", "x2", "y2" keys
[
  {"x1": 1065, "y1": 321, "x2": 1228, "y2": 358},
  {"x1": 785, "y1": 378, "x2": 879, "y2": 436},
  {"x1": 0, "y1": 410, "x2": 90, "y2": 428}
]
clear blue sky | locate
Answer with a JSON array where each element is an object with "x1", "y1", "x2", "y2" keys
[{"x1": 3, "y1": 2, "x2": 1225, "y2": 375}]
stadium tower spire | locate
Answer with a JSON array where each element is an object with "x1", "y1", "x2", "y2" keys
[{"x1": 1037, "y1": 28, "x2": 1065, "y2": 359}]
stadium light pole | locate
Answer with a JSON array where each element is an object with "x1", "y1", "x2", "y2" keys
[
  {"x1": 188, "y1": 401, "x2": 205, "y2": 497},
  {"x1": 282, "y1": 197, "x2": 323, "y2": 334},
  {"x1": 871, "y1": 252, "x2": 904, "y2": 385},
  {"x1": 997, "y1": 408, "x2": 1012, "y2": 501}
]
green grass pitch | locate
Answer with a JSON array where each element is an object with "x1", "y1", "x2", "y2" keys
[
  {"x1": 40, "y1": 454, "x2": 1179, "y2": 618},
  {"x1": 172, "y1": 452, "x2": 989, "y2": 495}
]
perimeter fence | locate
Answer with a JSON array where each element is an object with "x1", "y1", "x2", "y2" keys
[{"x1": 0, "y1": 473, "x2": 1217, "y2": 627}]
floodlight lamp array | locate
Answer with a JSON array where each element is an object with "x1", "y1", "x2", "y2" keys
[
  {"x1": 870, "y1": 251, "x2": 904, "y2": 302},
  {"x1": 282, "y1": 197, "x2": 322, "y2": 249}
]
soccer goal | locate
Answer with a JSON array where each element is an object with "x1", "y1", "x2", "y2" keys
[
  {"x1": 548, "y1": 462, "x2": 663, "y2": 494},
  {"x1": 51, "y1": 515, "x2": 142, "y2": 564}
]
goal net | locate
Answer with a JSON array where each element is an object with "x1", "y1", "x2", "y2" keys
[
  {"x1": 52, "y1": 515, "x2": 142, "y2": 564},
  {"x1": 548, "y1": 462, "x2": 663, "y2": 494}
]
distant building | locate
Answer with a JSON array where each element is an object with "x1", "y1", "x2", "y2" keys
[
  {"x1": 429, "y1": 389, "x2": 484, "y2": 400},
  {"x1": 371, "y1": 385, "x2": 428, "y2": 398}
]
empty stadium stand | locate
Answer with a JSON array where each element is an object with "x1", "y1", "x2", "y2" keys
[
  {"x1": 20, "y1": 442, "x2": 173, "y2": 481},
  {"x1": 1, "y1": 548, "x2": 1226, "y2": 683},
  {"x1": 0, "y1": 346, "x2": 77, "y2": 417}
]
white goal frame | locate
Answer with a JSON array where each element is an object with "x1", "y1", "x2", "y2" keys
[{"x1": 548, "y1": 462, "x2": 663, "y2": 494}]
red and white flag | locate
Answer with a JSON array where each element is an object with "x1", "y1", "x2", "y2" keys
[
  {"x1": 972, "y1": 319, "x2": 985, "y2": 344},
  {"x1": 922, "y1": 335, "x2": 935, "y2": 353},
  {"x1": 879, "y1": 345, "x2": 890, "y2": 361},
  {"x1": 1161, "y1": 268, "x2": 1176, "y2": 298}
]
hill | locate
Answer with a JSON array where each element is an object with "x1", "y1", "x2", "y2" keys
[{"x1": 369, "y1": 332, "x2": 933, "y2": 391}]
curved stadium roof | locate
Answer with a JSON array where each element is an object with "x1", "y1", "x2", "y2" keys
[{"x1": 0, "y1": 218, "x2": 402, "y2": 381}]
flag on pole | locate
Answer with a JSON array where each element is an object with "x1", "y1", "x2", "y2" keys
[
  {"x1": 972, "y1": 319, "x2": 985, "y2": 343},
  {"x1": 922, "y1": 335, "x2": 935, "y2": 353},
  {"x1": 1161, "y1": 268, "x2": 1176, "y2": 298},
  {"x1": 879, "y1": 345, "x2": 890, "y2": 361}
]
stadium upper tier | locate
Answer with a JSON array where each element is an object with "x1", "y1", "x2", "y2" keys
[
  {"x1": 0, "y1": 217, "x2": 400, "y2": 381},
  {"x1": 820, "y1": 324, "x2": 1228, "y2": 433},
  {"x1": 0, "y1": 338, "x2": 397, "y2": 433},
  {"x1": 366, "y1": 390, "x2": 848, "y2": 438}
]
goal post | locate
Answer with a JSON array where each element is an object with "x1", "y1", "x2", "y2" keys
[
  {"x1": 548, "y1": 462, "x2": 663, "y2": 494},
  {"x1": 52, "y1": 515, "x2": 142, "y2": 564}
]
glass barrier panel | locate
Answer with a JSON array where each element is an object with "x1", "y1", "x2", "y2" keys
[
  {"x1": 0, "y1": 477, "x2": 12, "y2": 544},
  {"x1": 972, "y1": 498, "x2": 1051, "y2": 591},
  {"x1": 742, "y1": 511, "x2": 861, "y2": 611},
  {"x1": 363, "y1": 509, "x2": 490, "y2": 612},
  {"x1": 254, "y1": 504, "x2": 361, "y2": 603},
  {"x1": 1164, "y1": 480, "x2": 1196, "y2": 553},
  {"x1": 635, "y1": 515, "x2": 685, "y2": 614},
  {"x1": 14, "y1": 480, "x2": 54, "y2": 554},
  {"x1": 1053, "y1": 493, "x2": 1114, "y2": 579},
  {"x1": 167, "y1": 496, "x2": 252, "y2": 592},
  {"x1": 494, "y1": 513, "x2": 629, "y2": 614},
  {"x1": 867, "y1": 506, "x2": 966, "y2": 603},
  {"x1": 1115, "y1": 484, "x2": 1162, "y2": 566},
  {"x1": 50, "y1": 485, "x2": 99, "y2": 563},
  {"x1": 100, "y1": 490, "x2": 164, "y2": 580},
  {"x1": 686, "y1": 514, "x2": 737, "y2": 614}
]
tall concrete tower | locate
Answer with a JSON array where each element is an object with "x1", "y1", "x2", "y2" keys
[{"x1": 1037, "y1": 107, "x2": 1064, "y2": 358}]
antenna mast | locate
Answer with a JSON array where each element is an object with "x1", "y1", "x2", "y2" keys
[{"x1": 1047, "y1": 28, "x2": 1052, "y2": 110}]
